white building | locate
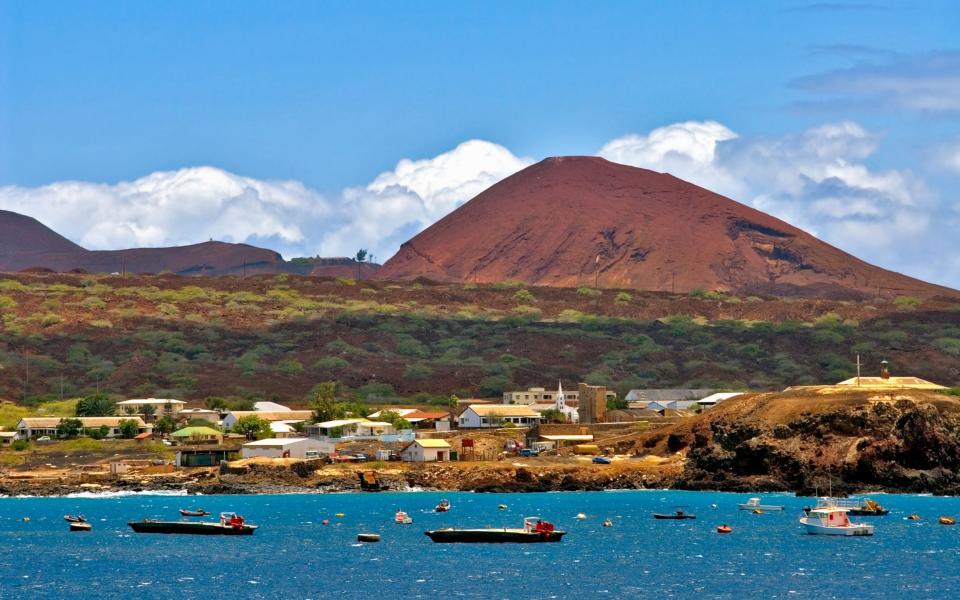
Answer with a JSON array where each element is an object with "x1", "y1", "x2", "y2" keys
[
  {"x1": 116, "y1": 398, "x2": 185, "y2": 416},
  {"x1": 17, "y1": 417, "x2": 152, "y2": 439},
  {"x1": 400, "y1": 439, "x2": 452, "y2": 462},
  {"x1": 694, "y1": 392, "x2": 743, "y2": 409},
  {"x1": 222, "y1": 410, "x2": 313, "y2": 430},
  {"x1": 458, "y1": 404, "x2": 543, "y2": 429},
  {"x1": 241, "y1": 437, "x2": 335, "y2": 459},
  {"x1": 529, "y1": 381, "x2": 579, "y2": 423},
  {"x1": 254, "y1": 401, "x2": 291, "y2": 412},
  {"x1": 304, "y1": 419, "x2": 397, "y2": 440},
  {"x1": 178, "y1": 408, "x2": 221, "y2": 423}
]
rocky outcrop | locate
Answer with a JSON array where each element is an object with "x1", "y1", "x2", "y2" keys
[{"x1": 667, "y1": 391, "x2": 960, "y2": 495}]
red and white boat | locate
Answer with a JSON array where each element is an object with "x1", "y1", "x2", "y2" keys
[
  {"x1": 800, "y1": 507, "x2": 874, "y2": 536},
  {"x1": 395, "y1": 510, "x2": 413, "y2": 524}
]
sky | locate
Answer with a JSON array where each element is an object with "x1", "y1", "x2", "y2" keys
[{"x1": 1, "y1": 1, "x2": 960, "y2": 287}]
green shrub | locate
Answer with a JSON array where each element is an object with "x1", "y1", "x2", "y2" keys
[
  {"x1": 513, "y1": 289, "x2": 535, "y2": 304},
  {"x1": 89, "y1": 319, "x2": 113, "y2": 328},
  {"x1": 12, "y1": 439, "x2": 29, "y2": 451},
  {"x1": 493, "y1": 280, "x2": 525, "y2": 290},
  {"x1": 39, "y1": 313, "x2": 63, "y2": 327},
  {"x1": 894, "y1": 295, "x2": 921, "y2": 309},
  {"x1": 275, "y1": 358, "x2": 305, "y2": 374},
  {"x1": 315, "y1": 356, "x2": 350, "y2": 370},
  {"x1": 577, "y1": 287, "x2": 601, "y2": 297},
  {"x1": 478, "y1": 375, "x2": 514, "y2": 397},
  {"x1": 403, "y1": 363, "x2": 433, "y2": 379},
  {"x1": 614, "y1": 292, "x2": 632, "y2": 303},
  {"x1": 0, "y1": 295, "x2": 17, "y2": 309},
  {"x1": 932, "y1": 338, "x2": 960, "y2": 357}
]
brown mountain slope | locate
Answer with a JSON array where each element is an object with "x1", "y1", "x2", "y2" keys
[
  {"x1": 0, "y1": 210, "x2": 284, "y2": 275},
  {"x1": 379, "y1": 157, "x2": 956, "y2": 299}
]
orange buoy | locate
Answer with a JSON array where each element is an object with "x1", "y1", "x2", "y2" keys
[{"x1": 717, "y1": 525, "x2": 732, "y2": 534}]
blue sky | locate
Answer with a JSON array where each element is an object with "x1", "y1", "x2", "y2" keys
[{"x1": 2, "y1": 1, "x2": 960, "y2": 287}]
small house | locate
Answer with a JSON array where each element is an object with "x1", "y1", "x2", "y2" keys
[
  {"x1": 241, "y1": 437, "x2": 335, "y2": 459},
  {"x1": 400, "y1": 438, "x2": 452, "y2": 462},
  {"x1": 115, "y1": 398, "x2": 185, "y2": 416},
  {"x1": 0, "y1": 431, "x2": 17, "y2": 446},
  {"x1": 170, "y1": 426, "x2": 223, "y2": 445},
  {"x1": 222, "y1": 410, "x2": 313, "y2": 430},
  {"x1": 458, "y1": 404, "x2": 543, "y2": 429}
]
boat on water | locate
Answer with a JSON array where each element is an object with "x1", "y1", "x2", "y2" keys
[
  {"x1": 800, "y1": 507, "x2": 874, "y2": 536},
  {"x1": 425, "y1": 517, "x2": 565, "y2": 543},
  {"x1": 939, "y1": 516, "x2": 955, "y2": 525},
  {"x1": 395, "y1": 510, "x2": 413, "y2": 524},
  {"x1": 357, "y1": 533, "x2": 380, "y2": 542},
  {"x1": 63, "y1": 515, "x2": 86, "y2": 523},
  {"x1": 179, "y1": 508, "x2": 210, "y2": 517},
  {"x1": 802, "y1": 497, "x2": 889, "y2": 516},
  {"x1": 738, "y1": 497, "x2": 784, "y2": 512},
  {"x1": 435, "y1": 499, "x2": 451, "y2": 512},
  {"x1": 602, "y1": 519, "x2": 613, "y2": 528},
  {"x1": 128, "y1": 512, "x2": 258, "y2": 535},
  {"x1": 717, "y1": 525, "x2": 732, "y2": 534},
  {"x1": 69, "y1": 521, "x2": 92, "y2": 532},
  {"x1": 653, "y1": 510, "x2": 696, "y2": 520}
]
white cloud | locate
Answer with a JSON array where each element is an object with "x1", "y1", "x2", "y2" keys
[
  {"x1": 599, "y1": 120, "x2": 947, "y2": 282},
  {"x1": 0, "y1": 123, "x2": 955, "y2": 287},
  {"x1": 0, "y1": 140, "x2": 532, "y2": 263}
]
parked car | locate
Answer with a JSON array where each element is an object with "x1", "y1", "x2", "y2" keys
[
  {"x1": 519, "y1": 448, "x2": 539, "y2": 457},
  {"x1": 592, "y1": 456, "x2": 612, "y2": 464},
  {"x1": 36, "y1": 436, "x2": 51, "y2": 442}
]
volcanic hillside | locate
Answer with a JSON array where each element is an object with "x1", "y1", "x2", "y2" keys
[
  {"x1": 379, "y1": 157, "x2": 956, "y2": 299},
  {"x1": 0, "y1": 209, "x2": 285, "y2": 275}
]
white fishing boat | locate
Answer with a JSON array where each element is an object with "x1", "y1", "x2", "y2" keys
[
  {"x1": 395, "y1": 510, "x2": 413, "y2": 524},
  {"x1": 800, "y1": 507, "x2": 874, "y2": 536},
  {"x1": 738, "y1": 497, "x2": 785, "y2": 512}
]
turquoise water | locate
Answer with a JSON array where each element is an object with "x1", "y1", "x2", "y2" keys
[{"x1": 2, "y1": 490, "x2": 960, "y2": 599}]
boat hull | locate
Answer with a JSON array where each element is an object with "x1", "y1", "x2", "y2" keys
[
  {"x1": 738, "y1": 505, "x2": 784, "y2": 511},
  {"x1": 653, "y1": 514, "x2": 696, "y2": 520},
  {"x1": 800, "y1": 519, "x2": 873, "y2": 536},
  {"x1": 128, "y1": 521, "x2": 257, "y2": 535},
  {"x1": 425, "y1": 528, "x2": 565, "y2": 543},
  {"x1": 70, "y1": 522, "x2": 92, "y2": 532}
]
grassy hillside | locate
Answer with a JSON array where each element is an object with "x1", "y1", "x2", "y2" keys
[{"x1": 0, "y1": 272, "x2": 958, "y2": 407}]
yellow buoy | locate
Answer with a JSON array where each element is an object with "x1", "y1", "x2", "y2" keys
[{"x1": 335, "y1": 513, "x2": 345, "y2": 518}]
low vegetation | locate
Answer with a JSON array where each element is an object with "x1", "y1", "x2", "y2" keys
[{"x1": 0, "y1": 272, "x2": 956, "y2": 407}]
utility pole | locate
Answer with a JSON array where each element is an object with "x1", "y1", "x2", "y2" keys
[{"x1": 855, "y1": 353, "x2": 861, "y2": 387}]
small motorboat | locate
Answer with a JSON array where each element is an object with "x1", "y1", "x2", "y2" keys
[
  {"x1": 653, "y1": 510, "x2": 696, "y2": 520},
  {"x1": 335, "y1": 513, "x2": 345, "y2": 518},
  {"x1": 738, "y1": 497, "x2": 784, "y2": 512},
  {"x1": 802, "y1": 497, "x2": 889, "y2": 517},
  {"x1": 602, "y1": 519, "x2": 613, "y2": 528},
  {"x1": 592, "y1": 456, "x2": 612, "y2": 464},
  {"x1": 717, "y1": 525, "x2": 732, "y2": 534},
  {"x1": 128, "y1": 512, "x2": 258, "y2": 535},
  {"x1": 435, "y1": 499, "x2": 451, "y2": 513},
  {"x1": 179, "y1": 508, "x2": 210, "y2": 517},
  {"x1": 497, "y1": 504, "x2": 508, "y2": 510},
  {"x1": 64, "y1": 515, "x2": 87, "y2": 523},
  {"x1": 425, "y1": 517, "x2": 565, "y2": 543},
  {"x1": 908, "y1": 514, "x2": 921, "y2": 520},
  {"x1": 800, "y1": 507, "x2": 873, "y2": 536},
  {"x1": 357, "y1": 533, "x2": 381, "y2": 542},
  {"x1": 70, "y1": 521, "x2": 92, "y2": 532},
  {"x1": 395, "y1": 510, "x2": 413, "y2": 524},
  {"x1": 939, "y1": 516, "x2": 956, "y2": 525},
  {"x1": 575, "y1": 513, "x2": 587, "y2": 520}
]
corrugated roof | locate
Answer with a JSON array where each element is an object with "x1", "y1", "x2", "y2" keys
[
  {"x1": 227, "y1": 410, "x2": 313, "y2": 421},
  {"x1": 413, "y1": 439, "x2": 451, "y2": 448},
  {"x1": 243, "y1": 437, "x2": 310, "y2": 447},
  {"x1": 116, "y1": 398, "x2": 185, "y2": 405},
  {"x1": 465, "y1": 404, "x2": 541, "y2": 417},
  {"x1": 310, "y1": 418, "x2": 367, "y2": 428},
  {"x1": 835, "y1": 376, "x2": 946, "y2": 389},
  {"x1": 540, "y1": 434, "x2": 594, "y2": 441},
  {"x1": 171, "y1": 426, "x2": 222, "y2": 437},
  {"x1": 19, "y1": 416, "x2": 147, "y2": 428}
]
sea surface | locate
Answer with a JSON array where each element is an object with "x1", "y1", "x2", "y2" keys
[{"x1": 2, "y1": 490, "x2": 959, "y2": 599}]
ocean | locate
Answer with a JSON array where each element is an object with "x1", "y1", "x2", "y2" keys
[{"x1": 1, "y1": 490, "x2": 959, "y2": 599}]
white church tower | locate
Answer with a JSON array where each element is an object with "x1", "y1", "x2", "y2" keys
[{"x1": 555, "y1": 380, "x2": 579, "y2": 423}]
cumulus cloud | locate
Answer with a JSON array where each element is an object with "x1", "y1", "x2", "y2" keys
[
  {"x1": 0, "y1": 140, "x2": 531, "y2": 263},
  {"x1": 0, "y1": 167, "x2": 331, "y2": 252},
  {"x1": 598, "y1": 120, "x2": 950, "y2": 283},
  {"x1": 791, "y1": 51, "x2": 960, "y2": 114}
]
